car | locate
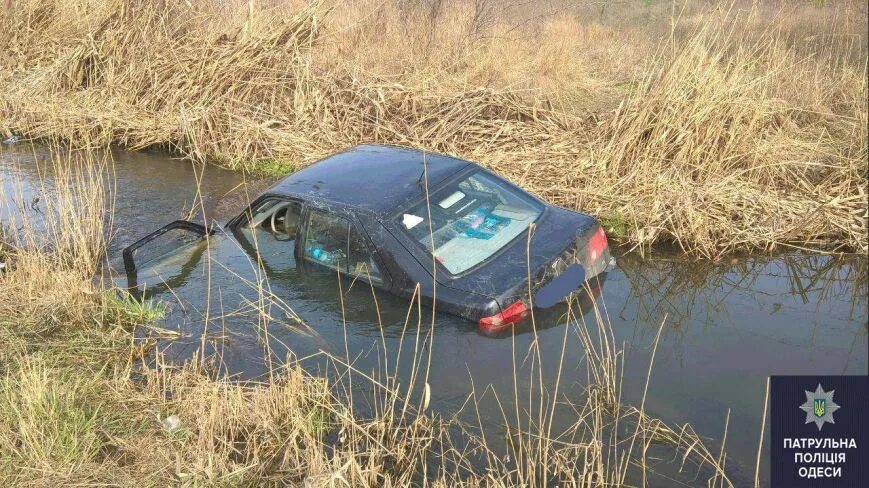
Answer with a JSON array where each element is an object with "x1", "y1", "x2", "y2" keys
[{"x1": 123, "y1": 144, "x2": 613, "y2": 333}]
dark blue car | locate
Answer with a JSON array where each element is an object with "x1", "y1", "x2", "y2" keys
[{"x1": 124, "y1": 145, "x2": 613, "y2": 333}]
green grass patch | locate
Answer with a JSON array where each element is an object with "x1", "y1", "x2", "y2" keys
[
  {"x1": 613, "y1": 80, "x2": 640, "y2": 93},
  {"x1": 104, "y1": 290, "x2": 167, "y2": 325},
  {"x1": 0, "y1": 357, "x2": 107, "y2": 473},
  {"x1": 305, "y1": 405, "x2": 332, "y2": 439},
  {"x1": 251, "y1": 158, "x2": 296, "y2": 177},
  {"x1": 600, "y1": 212, "x2": 629, "y2": 238}
]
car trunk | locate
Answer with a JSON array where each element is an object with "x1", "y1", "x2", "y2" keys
[{"x1": 442, "y1": 206, "x2": 605, "y2": 313}]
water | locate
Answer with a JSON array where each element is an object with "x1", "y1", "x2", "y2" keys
[{"x1": 2, "y1": 144, "x2": 866, "y2": 486}]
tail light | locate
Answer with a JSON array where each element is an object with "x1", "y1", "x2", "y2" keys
[
  {"x1": 479, "y1": 300, "x2": 528, "y2": 332},
  {"x1": 587, "y1": 226, "x2": 608, "y2": 262}
]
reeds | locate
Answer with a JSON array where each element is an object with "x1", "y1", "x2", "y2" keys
[
  {"x1": 0, "y1": 0, "x2": 865, "y2": 257},
  {"x1": 587, "y1": 12, "x2": 868, "y2": 257},
  {"x1": 1, "y1": 1, "x2": 865, "y2": 483},
  {"x1": 0, "y1": 148, "x2": 109, "y2": 335}
]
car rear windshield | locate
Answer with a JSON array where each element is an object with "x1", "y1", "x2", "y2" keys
[{"x1": 398, "y1": 171, "x2": 543, "y2": 274}]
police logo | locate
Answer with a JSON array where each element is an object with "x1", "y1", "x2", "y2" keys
[
  {"x1": 814, "y1": 398, "x2": 826, "y2": 418},
  {"x1": 799, "y1": 384, "x2": 839, "y2": 431}
]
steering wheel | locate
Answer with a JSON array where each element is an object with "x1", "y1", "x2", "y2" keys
[{"x1": 269, "y1": 202, "x2": 294, "y2": 241}]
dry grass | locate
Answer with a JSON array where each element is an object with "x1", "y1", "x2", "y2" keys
[
  {"x1": 0, "y1": 0, "x2": 866, "y2": 257},
  {"x1": 1, "y1": 294, "x2": 735, "y2": 486},
  {"x1": 587, "y1": 16, "x2": 868, "y2": 256},
  {"x1": 0, "y1": 151, "x2": 108, "y2": 336}
]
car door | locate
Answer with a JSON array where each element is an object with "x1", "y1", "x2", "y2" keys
[
  {"x1": 123, "y1": 196, "x2": 305, "y2": 295},
  {"x1": 122, "y1": 220, "x2": 214, "y2": 296}
]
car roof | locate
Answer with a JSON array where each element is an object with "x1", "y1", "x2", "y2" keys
[{"x1": 267, "y1": 144, "x2": 473, "y2": 216}]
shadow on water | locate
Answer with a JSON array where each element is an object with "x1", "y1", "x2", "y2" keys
[{"x1": 2, "y1": 144, "x2": 866, "y2": 486}]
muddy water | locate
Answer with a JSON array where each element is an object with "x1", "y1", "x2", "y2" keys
[{"x1": 2, "y1": 145, "x2": 866, "y2": 486}]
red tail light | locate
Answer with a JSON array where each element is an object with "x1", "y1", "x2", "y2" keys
[
  {"x1": 479, "y1": 300, "x2": 528, "y2": 332},
  {"x1": 588, "y1": 226, "x2": 608, "y2": 262}
]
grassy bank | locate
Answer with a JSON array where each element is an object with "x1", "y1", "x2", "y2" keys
[
  {"x1": 0, "y1": 0, "x2": 866, "y2": 257},
  {"x1": 0, "y1": 150, "x2": 741, "y2": 485}
]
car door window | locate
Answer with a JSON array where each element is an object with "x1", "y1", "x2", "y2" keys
[
  {"x1": 233, "y1": 198, "x2": 302, "y2": 273},
  {"x1": 248, "y1": 199, "x2": 302, "y2": 240},
  {"x1": 304, "y1": 210, "x2": 383, "y2": 284},
  {"x1": 122, "y1": 221, "x2": 212, "y2": 295}
]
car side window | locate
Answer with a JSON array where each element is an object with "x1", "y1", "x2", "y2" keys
[
  {"x1": 304, "y1": 210, "x2": 383, "y2": 284},
  {"x1": 248, "y1": 199, "x2": 302, "y2": 241}
]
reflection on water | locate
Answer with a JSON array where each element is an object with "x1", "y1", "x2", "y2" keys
[
  {"x1": 2, "y1": 144, "x2": 866, "y2": 487},
  {"x1": 615, "y1": 252, "x2": 867, "y2": 368}
]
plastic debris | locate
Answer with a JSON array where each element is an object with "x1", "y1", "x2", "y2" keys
[
  {"x1": 160, "y1": 414, "x2": 183, "y2": 433},
  {"x1": 303, "y1": 474, "x2": 331, "y2": 488},
  {"x1": 2, "y1": 135, "x2": 19, "y2": 145}
]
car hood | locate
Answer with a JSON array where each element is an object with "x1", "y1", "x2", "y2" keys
[{"x1": 439, "y1": 206, "x2": 596, "y2": 301}]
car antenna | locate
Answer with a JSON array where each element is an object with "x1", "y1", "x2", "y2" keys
[{"x1": 417, "y1": 152, "x2": 428, "y2": 189}]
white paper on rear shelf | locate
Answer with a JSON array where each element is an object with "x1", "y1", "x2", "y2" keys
[
  {"x1": 402, "y1": 214, "x2": 424, "y2": 229},
  {"x1": 438, "y1": 191, "x2": 465, "y2": 208},
  {"x1": 493, "y1": 205, "x2": 532, "y2": 220}
]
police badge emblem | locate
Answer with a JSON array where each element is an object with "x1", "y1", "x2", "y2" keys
[{"x1": 799, "y1": 384, "x2": 840, "y2": 431}]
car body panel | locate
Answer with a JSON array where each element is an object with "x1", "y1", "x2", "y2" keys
[{"x1": 265, "y1": 144, "x2": 471, "y2": 217}]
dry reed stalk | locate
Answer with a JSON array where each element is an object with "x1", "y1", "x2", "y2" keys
[{"x1": 0, "y1": 149, "x2": 110, "y2": 334}]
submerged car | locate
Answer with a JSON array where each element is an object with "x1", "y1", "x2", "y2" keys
[{"x1": 123, "y1": 144, "x2": 613, "y2": 333}]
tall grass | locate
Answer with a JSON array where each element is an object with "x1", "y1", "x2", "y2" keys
[
  {"x1": 0, "y1": 149, "x2": 109, "y2": 335},
  {"x1": 0, "y1": 0, "x2": 865, "y2": 257},
  {"x1": 591, "y1": 12, "x2": 868, "y2": 256}
]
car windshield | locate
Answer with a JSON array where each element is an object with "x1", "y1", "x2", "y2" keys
[{"x1": 398, "y1": 171, "x2": 543, "y2": 274}]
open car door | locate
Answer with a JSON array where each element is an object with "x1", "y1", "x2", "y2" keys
[{"x1": 122, "y1": 220, "x2": 214, "y2": 297}]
